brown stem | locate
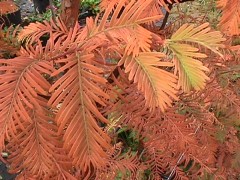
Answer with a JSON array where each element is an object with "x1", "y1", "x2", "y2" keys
[{"x1": 60, "y1": 0, "x2": 81, "y2": 28}]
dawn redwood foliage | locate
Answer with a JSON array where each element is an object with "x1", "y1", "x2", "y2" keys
[{"x1": 0, "y1": 0, "x2": 240, "y2": 179}]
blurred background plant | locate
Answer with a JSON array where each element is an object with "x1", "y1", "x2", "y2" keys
[
  {"x1": 168, "y1": 0, "x2": 221, "y2": 30},
  {"x1": 82, "y1": 0, "x2": 100, "y2": 14}
]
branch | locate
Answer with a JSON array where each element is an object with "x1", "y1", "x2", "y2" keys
[{"x1": 160, "y1": 4, "x2": 173, "y2": 30}]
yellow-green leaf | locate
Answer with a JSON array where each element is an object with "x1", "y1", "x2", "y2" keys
[
  {"x1": 169, "y1": 23, "x2": 226, "y2": 57},
  {"x1": 168, "y1": 43, "x2": 210, "y2": 92},
  {"x1": 119, "y1": 52, "x2": 178, "y2": 111},
  {"x1": 165, "y1": 23, "x2": 225, "y2": 92}
]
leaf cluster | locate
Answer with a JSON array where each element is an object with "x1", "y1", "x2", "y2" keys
[{"x1": 0, "y1": 0, "x2": 239, "y2": 179}]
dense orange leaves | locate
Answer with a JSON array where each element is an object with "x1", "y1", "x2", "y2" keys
[
  {"x1": 0, "y1": 0, "x2": 239, "y2": 179},
  {"x1": 217, "y1": 0, "x2": 240, "y2": 35}
]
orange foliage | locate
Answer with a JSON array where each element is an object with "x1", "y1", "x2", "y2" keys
[
  {"x1": 217, "y1": 0, "x2": 240, "y2": 35},
  {"x1": 0, "y1": 1, "x2": 19, "y2": 15},
  {"x1": 0, "y1": 0, "x2": 239, "y2": 179}
]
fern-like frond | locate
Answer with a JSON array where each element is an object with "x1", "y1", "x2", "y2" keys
[
  {"x1": 142, "y1": 108, "x2": 221, "y2": 179},
  {"x1": 118, "y1": 52, "x2": 178, "y2": 111},
  {"x1": 100, "y1": 0, "x2": 182, "y2": 14},
  {"x1": 76, "y1": 1, "x2": 176, "y2": 112},
  {"x1": 217, "y1": 0, "x2": 240, "y2": 35},
  {"x1": 167, "y1": 23, "x2": 225, "y2": 56},
  {"x1": 106, "y1": 73, "x2": 157, "y2": 133},
  {"x1": 171, "y1": 43, "x2": 210, "y2": 92},
  {"x1": 6, "y1": 99, "x2": 74, "y2": 179},
  {"x1": 144, "y1": 145, "x2": 168, "y2": 179},
  {"x1": 194, "y1": 80, "x2": 240, "y2": 118},
  {"x1": 97, "y1": 0, "x2": 162, "y2": 30},
  {"x1": 104, "y1": 68, "x2": 158, "y2": 137},
  {"x1": 48, "y1": 53, "x2": 111, "y2": 172},
  {"x1": 18, "y1": 18, "x2": 69, "y2": 44},
  {"x1": 0, "y1": 56, "x2": 53, "y2": 152},
  {"x1": 90, "y1": 0, "x2": 162, "y2": 58},
  {"x1": 96, "y1": 143, "x2": 144, "y2": 179},
  {"x1": 165, "y1": 23, "x2": 225, "y2": 92}
]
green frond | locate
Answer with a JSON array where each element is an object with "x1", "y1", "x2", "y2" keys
[
  {"x1": 168, "y1": 23, "x2": 226, "y2": 57},
  {"x1": 165, "y1": 23, "x2": 225, "y2": 92},
  {"x1": 169, "y1": 43, "x2": 210, "y2": 92}
]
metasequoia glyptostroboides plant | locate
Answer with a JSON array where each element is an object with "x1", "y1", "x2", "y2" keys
[{"x1": 0, "y1": 0, "x2": 240, "y2": 179}]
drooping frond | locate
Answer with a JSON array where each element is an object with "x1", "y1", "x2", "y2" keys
[
  {"x1": 0, "y1": 54, "x2": 53, "y2": 152},
  {"x1": 6, "y1": 98, "x2": 74, "y2": 179},
  {"x1": 48, "y1": 52, "x2": 111, "y2": 172},
  {"x1": 217, "y1": 0, "x2": 240, "y2": 35},
  {"x1": 175, "y1": 82, "x2": 240, "y2": 178},
  {"x1": 165, "y1": 23, "x2": 225, "y2": 92},
  {"x1": 1, "y1": 0, "x2": 239, "y2": 179},
  {"x1": 0, "y1": 40, "x2": 75, "y2": 179},
  {"x1": 118, "y1": 52, "x2": 178, "y2": 111}
]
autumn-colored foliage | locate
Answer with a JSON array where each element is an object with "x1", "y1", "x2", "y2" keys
[
  {"x1": 0, "y1": 0, "x2": 240, "y2": 179},
  {"x1": 0, "y1": 1, "x2": 19, "y2": 15}
]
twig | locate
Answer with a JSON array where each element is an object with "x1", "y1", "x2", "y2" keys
[
  {"x1": 160, "y1": 4, "x2": 173, "y2": 30},
  {"x1": 138, "y1": 149, "x2": 145, "y2": 160},
  {"x1": 167, "y1": 152, "x2": 185, "y2": 180}
]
